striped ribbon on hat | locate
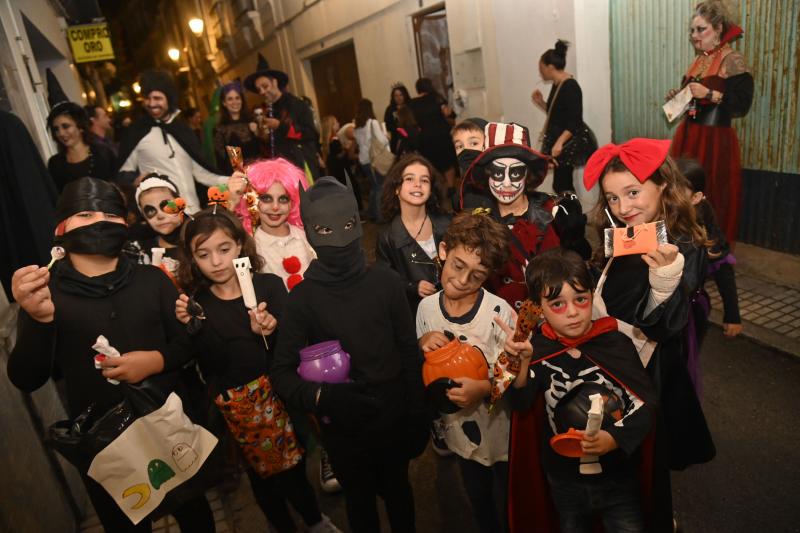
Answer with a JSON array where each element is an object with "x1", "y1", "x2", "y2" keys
[{"x1": 484, "y1": 122, "x2": 531, "y2": 149}]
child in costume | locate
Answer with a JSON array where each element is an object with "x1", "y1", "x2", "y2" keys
[
  {"x1": 376, "y1": 153, "x2": 451, "y2": 313},
  {"x1": 461, "y1": 121, "x2": 591, "y2": 311},
  {"x1": 125, "y1": 174, "x2": 188, "y2": 281},
  {"x1": 232, "y1": 158, "x2": 341, "y2": 492},
  {"x1": 174, "y1": 208, "x2": 339, "y2": 533},
  {"x1": 8, "y1": 177, "x2": 215, "y2": 533},
  {"x1": 584, "y1": 138, "x2": 715, "y2": 472},
  {"x1": 416, "y1": 211, "x2": 515, "y2": 533},
  {"x1": 270, "y1": 177, "x2": 427, "y2": 533},
  {"x1": 678, "y1": 157, "x2": 742, "y2": 338},
  {"x1": 502, "y1": 248, "x2": 660, "y2": 533},
  {"x1": 233, "y1": 158, "x2": 315, "y2": 291}
]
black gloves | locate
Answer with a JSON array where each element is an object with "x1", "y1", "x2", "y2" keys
[{"x1": 316, "y1": 382, "x2": 379, "y2": 429}]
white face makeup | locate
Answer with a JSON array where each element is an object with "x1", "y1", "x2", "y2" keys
[{"x1": 486, "y1": 157, "x2": 528, "y2": 204}]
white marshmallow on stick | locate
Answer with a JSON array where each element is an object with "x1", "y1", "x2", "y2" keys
[
  {"x1": 579, "y1": 393, "x2": 604, "y2": 475},
  {"x1": 233, "y1": 257, "x2": 258, "y2": 309},
  {"x1": 233, "y1": 257, "x2": 269, "y2": 350}
]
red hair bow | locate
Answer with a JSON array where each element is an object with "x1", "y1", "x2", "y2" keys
[{"x1": 583, "y1": 138, "x2": 672, "y2": 190}]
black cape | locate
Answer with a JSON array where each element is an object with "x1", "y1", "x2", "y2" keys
[
  {"x1": 0, "y1": 111, "x2": 58, "y2": 300},
  {"x1": 508, "y1": 318, "x2": 673, "y2": 533}
]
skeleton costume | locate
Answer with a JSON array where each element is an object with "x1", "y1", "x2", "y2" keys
[{"x1": 507, "y1": 318, "x2": 672, "y2": 532}]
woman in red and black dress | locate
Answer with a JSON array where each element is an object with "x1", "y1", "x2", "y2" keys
[{"x1": 667, "y1": 0, "x2": 754, "y2": 246}]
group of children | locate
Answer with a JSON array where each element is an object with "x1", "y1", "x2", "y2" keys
[{"x1": 8, "y1": 109, "x2": 739, "y2": 532}]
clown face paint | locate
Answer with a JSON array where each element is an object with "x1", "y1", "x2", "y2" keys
[
  {"x1": 258, "y1": 181, "x2": 292, "y2": 235},
  {"x1": 486, "y1": 157, "x2": 528, "y2": 204}
]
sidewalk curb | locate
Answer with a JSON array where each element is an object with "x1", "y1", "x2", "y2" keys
[{"x1": 708, "y1": 308, "x2": 800, "y2": 359}]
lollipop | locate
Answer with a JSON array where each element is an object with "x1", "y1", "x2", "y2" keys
[{"x1": 47, "y1": 246, "x2": 65, "y2": 270}]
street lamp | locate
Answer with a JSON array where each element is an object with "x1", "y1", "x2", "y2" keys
[
  {"x1": 188, "y1": 18, "x2": 204, "y2": 37},
  {"x1": 132, "y1": 82, "x2": 141, "y2": 94},
  {"x1": 168, "y1": 48, "x2": 181, "y2": 62}
]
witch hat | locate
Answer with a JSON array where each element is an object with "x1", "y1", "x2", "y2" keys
[
  {"x1": 244, "y1": 52, "x2": 289, "y2": 93},
  {"x1": 46, "y1": 68, "x2": 70, "y2": 110},
  {"x1": 45, "y1": 68, "x2": 86, "y2": 125}
]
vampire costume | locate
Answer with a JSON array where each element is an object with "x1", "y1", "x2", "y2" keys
[
  {"x1": 118, "y1": 70, "x2": 227, "y2": 213},
  {"x1": 270, "y1": 177, "x2": 426, "y2": 533},
  {"x1": 462, "y1": 122, "x2": 591, "y2": 311},
  {"x1": 507, "y1": 318, "x2": 673, "y2": 532},
  {"x1": 244, "y1": 54, "x2": 320, "y2": 180}
]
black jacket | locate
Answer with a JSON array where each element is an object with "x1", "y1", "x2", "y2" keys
[{"x1": 375, "y1": 212, "x2": 451, "y2": 312}]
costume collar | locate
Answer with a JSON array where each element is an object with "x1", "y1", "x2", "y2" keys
[{"x1": 541, "y1": 316, "x2": 618, "y2": 347}]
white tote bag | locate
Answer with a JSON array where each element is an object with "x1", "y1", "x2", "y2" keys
[{"x1": 88, "y1": 393, "x2": 218, "y2": 524}]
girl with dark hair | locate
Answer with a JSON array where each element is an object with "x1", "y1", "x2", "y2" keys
[
  {"x1": 584, "y1": 139, "x2": 715, "y2": 475},
  {"x1": 384, "y1": 83, "x2": 412, "y2": 154},
  {"x1": 47, "y1": 102, "x2": 117, "y2": 191},
  {"x1": 376, "y1": 153, "x2": 450, "y2": 313},
  {"x1": 394, "y1": 106, "x2": 421, "y2": 158},
  {"x1": 354, "y1": 98, "x2": 390, "y2": 222},
  {"x1": 9, "y1": 177, "x2": 215, "y2": 533},
  {"x1": 175, "y1": 208, "x2": 340, "y2": 533},
  {"x1": 531, "y1": 39, "x2": 597, "y2": 193},
  {"x1": 213, "y1": 81, "x2": 262, "y2": 175},
  {"x1": 408, "y1": 78, "x2": 458, "y2": 199}
]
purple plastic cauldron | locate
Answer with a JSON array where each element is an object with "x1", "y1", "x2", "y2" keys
[{"x1": 297, "y1": 340, "x2": 351, "y2": 383}]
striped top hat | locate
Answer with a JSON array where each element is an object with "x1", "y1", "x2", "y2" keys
[{"x1": 464, "y1": 122, "x2": 549, "y2": 191}]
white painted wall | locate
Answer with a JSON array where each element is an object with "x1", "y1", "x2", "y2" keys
[{"x1": 574, "y1": 0, "x2": 612, "y2": 145}]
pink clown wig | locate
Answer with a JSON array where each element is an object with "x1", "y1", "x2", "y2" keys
[{"x1": 235, "y1": 157, "x2": 309, "y2": 233}]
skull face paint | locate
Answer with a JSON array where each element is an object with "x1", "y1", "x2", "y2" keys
[{"x1": 486, "y1": 157, "x2": 528, "y2": 205}]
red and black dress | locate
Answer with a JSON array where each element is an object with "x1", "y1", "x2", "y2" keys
[{"x1": 670, "y1": 27, "x2": 754, "y2": 245}]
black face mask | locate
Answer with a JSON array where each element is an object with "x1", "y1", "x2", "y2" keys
[
  {"x1": 305, "y1": 240, "x2": 366, "y2": 283},
  {"x1": 55, "y1": 221, "x2": 129, "y2": 257},
  {"x1": 458, "y1": 149, "x2": 482, "y2": 175}
]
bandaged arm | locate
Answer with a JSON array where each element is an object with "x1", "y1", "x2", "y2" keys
[{"x1": 643, "y1": 252, "x2": 685, "y2": 318}]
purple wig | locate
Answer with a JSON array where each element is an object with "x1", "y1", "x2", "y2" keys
[{"x1": 235, "y1": 158, "x2": 309, "y2": 233}]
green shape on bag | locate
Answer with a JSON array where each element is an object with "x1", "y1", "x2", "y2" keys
[
  {"x1": 261, "y1": 438, "x2": 273, "y2": 451},
  {"x1": 148, "y1": 459, "x2": 175, "y2": 490}
]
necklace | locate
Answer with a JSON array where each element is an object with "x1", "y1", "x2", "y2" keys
[{"x1": 413, "y1": 213, "x2": 428, "y2": 240}]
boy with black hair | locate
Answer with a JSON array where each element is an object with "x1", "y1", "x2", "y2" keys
[
  {"x1": 500, "y1": 248, "x2": 665, "y2": 532},
  {"x1": 416, "y1": 210, "x2": 515, "y2": 533}
]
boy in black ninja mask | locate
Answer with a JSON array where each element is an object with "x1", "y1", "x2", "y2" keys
[
  {"x1": 270, "y1": 176, "x2": 428, "y2": 533},
  {"x1": 9, "y1": 177, "x2": 215, "y2": 532}
]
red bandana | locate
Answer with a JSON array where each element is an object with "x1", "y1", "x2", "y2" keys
[{"x1": 583, "y1": 138, "x2": 672, "y2": 190}]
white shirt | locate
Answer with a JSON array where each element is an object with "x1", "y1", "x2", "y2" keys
[
  {"x1": 416, "y1": 289, "x2": 515, "y2": 466},
  {"x1": 120, "y1": 112, "x2": 226, "y2": 213},
  {"x1": 254, "y1": 224, "x2": 316, "y2": 290},
  {"x1": 354, "y1": 118, "x2": 389, "y2": 165}
]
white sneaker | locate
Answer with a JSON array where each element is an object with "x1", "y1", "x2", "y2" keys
[
  {"x1": 308, "y1": 514, "x2": 342, "y2": 533},
  {"x1": 319, "y1": 449, "x2": 341, "y2": 493}
]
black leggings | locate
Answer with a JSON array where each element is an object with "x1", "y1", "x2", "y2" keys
[
  {"x1": 458, "y1": 458, "x2": 509, "y2": 533},
  {"x1": 247, "y1": 458, "x2": 322, "y2": 533},
  {"x1": 83, "y1": 475, "x2": 215, "y2": 532},
  {"x1": 553, "y1": 162, "x2": 575, "y2": 193}
]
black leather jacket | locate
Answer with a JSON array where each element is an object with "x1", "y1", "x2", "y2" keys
[{"x1": 375, "y1": 212, "x2": 451, "y2": 312}]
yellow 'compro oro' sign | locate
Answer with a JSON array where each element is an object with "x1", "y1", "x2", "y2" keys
[{"x1": 67, "y1": 23, "x2": 115, "y2": 63}]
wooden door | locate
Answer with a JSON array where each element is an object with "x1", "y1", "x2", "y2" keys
[{"x1": 310, "y1": 42, "x2": 362, "y2": 125}]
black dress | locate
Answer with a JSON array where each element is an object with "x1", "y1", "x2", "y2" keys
[
  {"x1": 408, "y1": 93, "x2": 457, "y2": 173},
  {"x1": 541, "y1": 78, "x2": 596, "y2": 193},
  {"x1": 599, "y1": 239, "x2": 715, "y2": 470},
  {"x1": 47, "y1": 141, "x2": 117, "y2": 192},
  {"x1": 213, "y1": 118, "x2": 262, "y2": 175}
]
